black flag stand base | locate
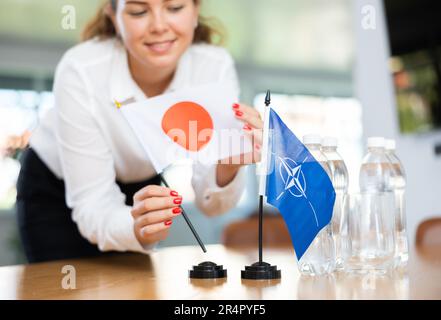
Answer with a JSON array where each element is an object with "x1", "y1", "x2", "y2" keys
[
  {"x1": 241, "y1": 262, "x2": 281, "y2": 280},
  {"x1": 189, "y1": 261, "x2": 227, "y2": 279}
]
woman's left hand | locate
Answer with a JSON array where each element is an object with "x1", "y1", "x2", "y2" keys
[
  {"x1": 215, "y1": 102, "x2": 263, "y2": 187},
  {"x1": 232, "y1": 102, "x2": 263, "y2": 164}
]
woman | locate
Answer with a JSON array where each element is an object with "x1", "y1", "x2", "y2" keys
[{"x1": 16, "y1": 0, "x2": 263, "y2": 263}]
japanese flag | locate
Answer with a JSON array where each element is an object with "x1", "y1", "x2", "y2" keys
[{"x1": 119, "y1": 83, "x2": 253, "y2": 173}]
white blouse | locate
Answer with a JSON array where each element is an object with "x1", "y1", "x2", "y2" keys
[{"x1": 30, "y1": 38, "x2": 245, "y2": 254}]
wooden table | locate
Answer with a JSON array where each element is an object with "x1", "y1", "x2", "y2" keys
[{"x1": 0, "y1": 244, "x2": 440, "y2": 300}]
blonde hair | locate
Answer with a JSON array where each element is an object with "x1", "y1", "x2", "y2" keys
[{"x1": 81, "y1": 0, "x2": 223, "y2": 44}]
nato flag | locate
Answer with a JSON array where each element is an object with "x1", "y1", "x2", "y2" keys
[{"x1": 265, "y1": 109, "x2": 335, "y2": 260}]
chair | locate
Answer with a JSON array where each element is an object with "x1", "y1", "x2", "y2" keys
[
  {"x1": 415, "y1": 218, "x2": 441, "y2": 247},
  {"x1": 221, "y1": 213, "x2": 292, "y2": 249}
]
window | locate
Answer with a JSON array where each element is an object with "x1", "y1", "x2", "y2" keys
[
  {"x1": 254, "y1": 92, "x2": 363, "y2": 192},
  {"x1": 0, "y1": 89, "x2": 54, "y2": 210}
]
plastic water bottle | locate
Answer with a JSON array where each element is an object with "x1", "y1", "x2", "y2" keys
[
  {"x1": 359, "y1": 137, "x2": 394, "y2": 193},
  {"x1": 299, "y1": 134, "x2": 336, "y2": 275},
  {"x1": 322, "y1": 137, "x2": 350, "y2": 271},
  {"x1": 356, "y1": 137, "x2": 395, "y2": 273},
  {"x1": 385, "y1": 139, "x2": 408, "y2": 267}
]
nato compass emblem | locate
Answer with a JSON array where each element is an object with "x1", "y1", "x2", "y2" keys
[{"x1": 276, "y1": 156, "x2": 319, "y2": 227}]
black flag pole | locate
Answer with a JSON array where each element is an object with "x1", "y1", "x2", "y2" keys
[
  {"x1": 241, "y1": 90, "x2": 281, "y2": 280},
  {"x1": 258, "y1": 90, "x2": 271, "y2": 264},
  {"x1": 159, "y1": 174, "x2": 207, "y2": 253}
]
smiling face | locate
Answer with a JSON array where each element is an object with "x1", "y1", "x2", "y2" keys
[{"x1": 111, "y1": 0, "x2": 199, "y2": 70}]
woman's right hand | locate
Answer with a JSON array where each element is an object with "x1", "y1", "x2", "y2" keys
[{"x1": 131, "y1": 185, "x2": 183, "y2": 247}]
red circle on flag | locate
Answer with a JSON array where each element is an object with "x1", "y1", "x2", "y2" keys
[{"x1": 161, "y1": 101, "x2": 214, "y2": 152}]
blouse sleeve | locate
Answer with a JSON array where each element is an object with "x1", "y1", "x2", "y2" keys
[
  {"x1": 192, "y1": 162, "x2": 246, "y2": 216},
  {"x1": 53, "y1": 59, "x2": 152, "y2": 254}
]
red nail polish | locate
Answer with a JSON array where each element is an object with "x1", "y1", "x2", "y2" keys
[
  {"x1": 232, "y1": 103, "x2": 240, "y2": 109},
  {"x1": 173, "y1": 198, "x2": 182, "y2": 205},
  {"x1": 172, "y1": 207, "x2": 182, "y2": 214},
  {"x1": 165, "y1": 220, "x2": 172, "y2": 226},
  {"x1": 170, "y1": 190, "x2": 178, "y2": 197},
  {"x1": 235, "y1": 111, "x2": 243, "y2": 117},
  {"x1": 243, "y1": 124, "x2": 251, "y2": 131}
]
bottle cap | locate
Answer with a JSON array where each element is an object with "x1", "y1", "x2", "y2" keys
[
  {"x1": 367, "y1": 137, "x2": 385, "y2": 148},
  {"x1": 303, "y1": 134, "x2": 321, "y2": 145},
  {"x1": 322, "y1": 136, "x2": 338, "y2": 148},
  {"x1": 385, "y1": 139, "x2": 396, "y2": 151}
]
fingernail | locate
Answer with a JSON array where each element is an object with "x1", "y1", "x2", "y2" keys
[
  {"x1": 255, "y1": 144, "x2": 261, "y2": 150},
  {"x1": 243, "y1": 124, "x2": 252, "y2": 131},
  {"x1": 232, "y1": 103, "x2": 240, "y2": 109},
  {"x1": 235, "y1": 111, "x2": 243, "y2": 117},
  {"x1": 172, "y1": 207, "x2": 182, "y2": 214},
  {"x1": 170, "y1": 190, "x2": 178, "y2": 197},
  {"x1": 173, "y1": 197, "x2": 182, "y2": 205},
  {"x1": 165, "y1": 220, "x2": 172, "y2": 226}
]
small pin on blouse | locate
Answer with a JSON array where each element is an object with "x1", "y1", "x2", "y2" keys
[{"x1": 114, "y1": 97, "x2": 136, "y2": 109}]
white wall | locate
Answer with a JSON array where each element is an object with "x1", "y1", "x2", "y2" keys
[{"x1": 353, "y1": 0, "x2": 441, "y2": 245}]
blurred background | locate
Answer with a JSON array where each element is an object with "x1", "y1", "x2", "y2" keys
[{"x1": 0, "y1": 0, "x2": 440, "y2": 265}]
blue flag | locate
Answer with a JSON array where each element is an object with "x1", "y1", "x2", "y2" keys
[{"x1": 265, "y1": 109, "x2": 335, "y2": 260}]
